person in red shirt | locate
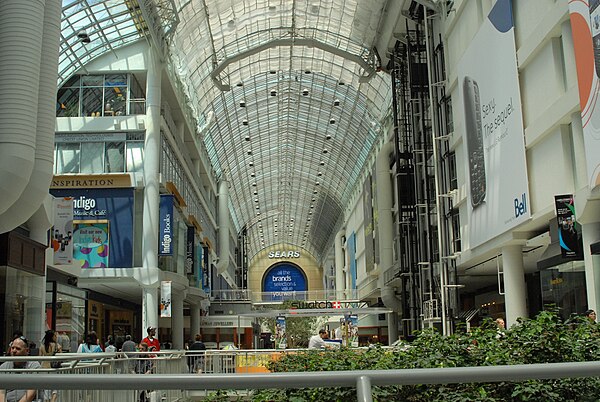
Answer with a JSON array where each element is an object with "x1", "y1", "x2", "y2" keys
[{"x1": 141, "y1": 327, "x2": 160, "y2": 352}]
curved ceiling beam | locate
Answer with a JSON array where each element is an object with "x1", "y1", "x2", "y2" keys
[{"x1": 211, "y1": 37, "x2": 378, "y2": 91}]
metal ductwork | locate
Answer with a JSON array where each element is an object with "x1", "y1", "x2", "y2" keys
[
  {"x1": 0, "y1": 1, "x2": 45, "y2": 219},
  {"x1": 216, "y1": 177, "x2": 230, "y2": 275},
  {"x1": 0, "y1": 0, "x2": 61, "y2": 233},
  {"x1": 376, "y1": 140, "x2": 402, "y2": 343}
]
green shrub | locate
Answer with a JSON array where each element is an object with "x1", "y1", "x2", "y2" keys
[{"x1": 252, "y1": 311, "x2": 600, "y2": 401}]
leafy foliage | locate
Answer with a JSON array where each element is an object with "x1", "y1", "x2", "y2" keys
[{"x1": 251, "y1": 311, "x2": 600, "y2": 401}]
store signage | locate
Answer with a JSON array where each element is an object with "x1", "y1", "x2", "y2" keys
[
  {"x1": 263, "y1": 264, "x2": 307, "y2": 294},
  {"x1": 185, "y1": 226, "x2": 195, "y2": 274},
  {"x1": 268, "y1": 250, "x2": 300, "y2": 258},
  {"x1": 51, "y1": 174, "x2": 131, "y2": 189},
  {"x1": 290, "y1": 301, "x2": 342, "y2": 309},
  {"x1": 159, "y1": 194, "x2": 174, "y2": 256}
]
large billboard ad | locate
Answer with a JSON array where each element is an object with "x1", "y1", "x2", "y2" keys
[
  {"x1": 456, "y1": 0, "x2": 530, "y2": 248},
  {"x1": 569, "y1": 0, "x2": 600, "y2": 189}
]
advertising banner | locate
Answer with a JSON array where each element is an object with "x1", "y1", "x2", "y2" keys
[
  {"x1": 347, "y1": 314, "x2": 359, "y2": 348},
  {"x1": 159, "y1": 194, "x2": 174, "y2": 256},
  {"x1": 185, "y1": 226, "x2": 195, "y2": 275},
  {"x1": 202, "y1": 245, "x2": 211, "y2": 293},
  {"x1": 73, "y1": 221, "x2": 109, "y2": 268},
  {"x1": 263, "y1": 264, "x2": 307, "y2": 301},
  {"x1": 160, "y1": 281, "x2": 172, "y2": 318},
  {"x1": 456, "y1": 0, "x2": 530, "y2": 247},
  {"x1": 53, "y1": 197, "x2": 74, "y2": 265},
  {"x1": 569, "y1": 0, "x2": 600, "y2": 189},
  {"x1": 275, "y1": 316, "x2": 287, "y2": 349},
  {"x1": 347, "y1": 233, "x2": 357, "y2": 289},
  {"x1": 51, "y1": 188, "x2": 134, "y2": 268},
  {"x1": 554, "y1": 195, "x2": 580, "y2": 258}
]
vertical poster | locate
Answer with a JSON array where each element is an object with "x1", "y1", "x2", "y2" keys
[
  {"x1": 569, "y1": 0, "x2": 600, "y2": 189},
  {"x1": 202, "y1": 245, "x2": 211, "y2": 293},
  {"x1": 347, "y1": 233, "x2": 357, "y2": 290},
  {"x1": 53, "y1": 197, "x2": 74, "y2": 265},
  {"x1": 347, "y1": 314, "x2": 359, "y2": 347},
  {"x1": 159, "y1": 194, "x2": 174, "y2": 256},
  {"x1": 456, "y1": 0, "x2": 530, "y2": 247},
  {"x1": 554, "y1": 195, "x2": 580, "y2": 258},
  {"x1": 275, "y1": 316, "x2": 287, "y2": 349},
  {"x1": 185, "y1": 226, "x2": 195, "y2": 275},
  {"x1": 73, "y1": 221, "x2": 109, "y2": 268},
  {"x1": 363, "y1": 174, "x2": 375, "y2": 272},
  {"x1": 160, "y1": 281, "x2": 172, "y2": 318}
]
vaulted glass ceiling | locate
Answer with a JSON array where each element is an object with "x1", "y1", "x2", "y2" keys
[{"x1": 59, "y1": 0, "x2": 393, "y2": 263}]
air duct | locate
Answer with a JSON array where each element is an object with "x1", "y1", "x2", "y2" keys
[
  {"x1": 216, "y1": 177, "x2": 230, "y2": 274},
  {"x1": 376, "y1": 140, "x2": 401, "y2": 342},
  {"x1": 0, "y1": 0, "x2": 45, "y2": 218},
  {"x1": 0, "y1": 0, "x2": 61, "y2": 233}
]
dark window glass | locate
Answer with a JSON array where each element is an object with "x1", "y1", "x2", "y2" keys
[
  {"x1": 81, "y1": 75, "x2": 103, "y2": 86},
  {"x1": 63, "y1": 75, "x2": 81, "y2": 88},
  {"x1": 104, "y1": 87, "x2": 127, "y2": 116},
  {"x1": 81, "y1": 87, "x2": 103, "y2": 117},
  {"x1": 56, "y1": 87, "x2": 80, "y2": 117}
]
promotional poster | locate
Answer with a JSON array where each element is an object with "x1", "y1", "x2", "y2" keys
[
  {"x1": 569, "y1": 0, "x2": 600, "y2": 189},
  {"x1": 73, "y1": 221, "x2": 109, "y2": 267},
  {"x1": 456, "y1": 0, "x2": 530, "y2": 247},
  {"x1": 160, "y1": 281, "x2": 172, "y2": 318},
  {"x1": 275, "y1": 316, "x2": 287, "y2": 349},
  {"x1": 53, "y1": 197, "x2": 74, "y2": 265},
  {"x1": 554, "y1": 195, "x2": 580, "y2": 258}
]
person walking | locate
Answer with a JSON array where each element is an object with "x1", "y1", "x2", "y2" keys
[{"x1": 188, "y1": 334, "x2": 206, "y2": 373}]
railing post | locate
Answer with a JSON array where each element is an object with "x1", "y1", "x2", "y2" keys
[{"x1": 356, "y1": 375, "x2": 373, "y2": 402}]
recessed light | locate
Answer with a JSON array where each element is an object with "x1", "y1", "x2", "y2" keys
[
  {"x1": 333, "y1": 99, "x2": 340, "y2": 106},
  {"x1": 322, "y1": 149, "x2": 328, "y2": 154},
  {"x1": 329, "y1": 119, "x2": 335, "y2": 124},
  {"x1": 240, "y1": 101, "x2": 246, "y2": 107},
  {"x1": 270, "y1": 90, "x2": 277, "y2": 96},
  {"x1": 326, "y1": 134, "x2": 331, "y2": 140},
  {"x1": 242, "y1": 120, "x2": 249, "y2": 126}
]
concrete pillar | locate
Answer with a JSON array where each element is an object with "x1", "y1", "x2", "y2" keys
[
  {"x1": 190, "y1": 303, "x2": 201, "y2": 336},
  {"x1": 172, "y1": 291, "x2": 184, "y2": 350},
  {"x1": 502, "y1": 245, "x2": 528, "y2": 326},
  {"x1": 141, "y1": 50, "x2": 162, "y2": 330},
  {"x1": 142, "y1": 286, "x2": 159, "y2": 333},
  {"x1": 582, "y1": 222, "x2": 600, "y2": 312},
  {"x1": 335, "y1": 229, "x2": 345, "y2": 298}
]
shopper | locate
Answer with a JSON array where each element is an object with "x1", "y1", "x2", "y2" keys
[
  {"x1": 141, "y1": 327, "x2": 160, "y2": 352},
  {"x1": 0, "y1": 336, "x2": 41, "y2": 402}
]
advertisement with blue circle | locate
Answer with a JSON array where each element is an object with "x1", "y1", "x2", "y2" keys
[{"x1": 263, "y1": 264, "x2": 307, "y2": 301}]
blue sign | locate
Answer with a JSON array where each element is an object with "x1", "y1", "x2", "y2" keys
[
  {"x1": 263, "y1": 264, "x2": 307, "y2": 298},
  {"x1": 50, "y1": 188, "x2": 134, "y2": 268},
  {"x1": 159, "y1": 194, "x2": 174, "y2": 255}
]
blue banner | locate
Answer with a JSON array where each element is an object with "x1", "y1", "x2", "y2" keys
[
  {"x1": 159, "y1": 194, "x2": 174, "y2": 256},
  {"x1": 50, "y1": 188, "x2": 134, "y2": 268},
  {"x1": 263, "y1": 264, "x2": 307, "y2": 300},
  {"x1": 185, "y1": 226, "x2": 195, "y2": 274}
]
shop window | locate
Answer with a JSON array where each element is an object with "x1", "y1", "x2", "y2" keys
[
  {"x1": 126, "y1": 142, "x2": 144, "y2": 172},
  {"x1": 541, "y1": 261, "x2": 587, "y2": 320},
  {"x1": 80, "y1": 142, "x2": 104, "y2": 173},
  {"x1": 104, "y1": 86, "x2": 127, "y2": 116},
  {"x1": 55, "y1": 143, "x2": 80, "y2": 173},
  {"x1": 81, "y1": 87, "x2": 103, "y2": 117},
  {"x1": 56, "y1": 86, "x2": 80, "y2": 117},
  {"x1": 105, "y1": 142, "x2": 125, "y2": 172}
]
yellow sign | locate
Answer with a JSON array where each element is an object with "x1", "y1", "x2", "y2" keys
[{"x1": 51, "y1": 174, "x2": 131, "y2": 189}]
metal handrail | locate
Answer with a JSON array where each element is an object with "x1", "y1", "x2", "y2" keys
[{"x1": 2, "y1": 361, "x2": 600, "y2": 402}]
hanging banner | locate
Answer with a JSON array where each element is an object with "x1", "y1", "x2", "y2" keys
[
  {"x1": 568, "y1": 1, "x2": 600, "y2": 189},
  {"x1": 159, "y1": 194, "x2": 174, "y2": 255},
  {"x1": 275, "y1": 316, "x2": 287, "y2": 349},
  {"x1": 456, "y1": 0, "x2": 530, "y2": 247},
  {"x1": 202, "y1": 245, "x2": 211, "y2": 293},
  {"x1": 53, "y1": 197, "x2": 74, "y2": 265},
  {"x1": 554, "y1": 195, "x2": 580, "y2": 258},
  {"x1": 160, "y1": 281, "x2": 172, "y2": 318},
  {"x1": 347, "y1": 314, "x2": 359, "y2": 348},
  {"x1": 185, "y1": 226, "x2": 195, "y2": 275}
]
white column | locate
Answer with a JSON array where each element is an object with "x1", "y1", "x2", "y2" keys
[
  {"x1": 582, "y1": 222, "x2": 600, "y2": 312},
  {"x1": 190, "y1": 303, "x2": 201, "y2": 336},
  {"x1": 142, "y1": 286, "x2": 159, "y2": 332},
  {"x1": 141, "y1": 50, "x2": 162, "y2": 330},
  {"x1": 172, "y1": 291, "x2": 184, "y2": 350},
  {"x1": 502, "y1": 245, "x2": 528, "y2": 327},
  {"x1": 335, "y1": 229, "x2": 345, "y2": 298}
]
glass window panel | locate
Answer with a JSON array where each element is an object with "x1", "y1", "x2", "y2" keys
[
  {"x1": 104, "y1": 86, "x2": 127, "y2": 116},
  {"x1": 80, "y1": 142, "x2": 104, "y2": 173},
  {"x1": 63, "y1": 75, "x2": 81, "y2": 88},
  {"x1": 55, "y1": 143, "x2": 80, "y2": 174},
  {"x1": 81, "y1": 87, "x2": 103, "y2": 117},
  {"x1": 81, "y1": 75, "x2": 104, "y2": 86},
  {"x1": 105, "y1": 74, "x2": 127, "y2": 86},
  {"x1": 105, "y1": 142, "x2": 125, "y2": 172},
  {"x1": 126, "y1": 142, "x2": 144, "y2": 172},
  {"x1": 56, "y1": 87, "x2": 80, "y2": 117}
]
